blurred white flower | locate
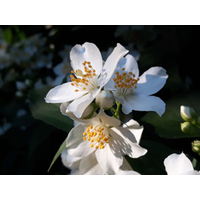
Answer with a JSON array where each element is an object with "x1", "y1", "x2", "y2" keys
[
  {"x1": 0, "y1": 118, "x2": 12, "y2": 136},
  {"x1": 0, "y1": 49, "x2": 11, "y2": 69},
  {"x1": 53, "y1": 59, "x2": 71, "y2": 86},
  {"x1": 37, "y1": 53, "x2": 53, "y2": 69}
]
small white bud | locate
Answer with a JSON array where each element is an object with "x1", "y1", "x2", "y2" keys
[
  {"x1": 180, "y1": 105, "x2": 196, "y2": 122},
  {"x1": 95, "y1": 90, "x2": 114, "y2": 109},
  {"x1": 60, "y1": 102, "x2": 94, "y2": 119}
]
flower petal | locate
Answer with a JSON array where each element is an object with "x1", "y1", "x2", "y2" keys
[
  {"x1": 135, "y1": 67, "x2": 168, "y2": 96},
  {"x1": 116, "y1": 169, "x2": 140, "y2": 175},
  {"x1": 67, "y1": 88, "x2": 101, "y2": 118},
  {"x1": 65, "y1": 124, "x2": 85, "y2": 148},
  {"x1": 164, "y1": 152, "x2": 194, "y2": 175},
  {"x1": 61, "y1": 149, "x2": 81, "y2": 170},
  {"x1": 105, "y1": 54, "x2": 138, "y2": 91},
  {"x1": 90, "y1": 109, "x2": 121, "y2": 128},
  {"x1": 110, "y1": 128, "x2": 147, "y2": 158},
  {"x1": 67, "y1": 138, "x2": 94, "y2": 158},
  {"x1": 118, "y1": 54, "x2": 139, "y2": 78},
  {"x1": 179, "y1": 170, "x2": 200, "y2": 175},
  {"x1": 79, "y1": 153, "x2": 105, "y2": 175},
  {"x1": 100, "y1": 43, "x2": 129, "y2": 87},
  {"x1": 45, "y1": 82, "x2": 86, "y2": 103},
  {"x1": 70, "y1": 42, "x2": 103, "y2": 76},
  {"x1": 121, "y1": 94, "x2": 166, "y2": 116},
  {"x1": 95, "y1": 141, "x2": 123, "y2": 175},
  {"x1": 123, "y1": 119, "x2": 144, "y2": 143}
]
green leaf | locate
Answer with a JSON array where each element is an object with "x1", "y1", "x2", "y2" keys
[
  {"x1": 29, "y1": 87, "x2": 74, "y2": 133},
  {"x1": 48, "y1": 138, "x2": 67, "y2": 172},
  {"x1": 3, "y1": 28, "x2": 12, "y2": 43},
  {"x1": 141, "y1": 91, "x2": 200, "y2": 138}
]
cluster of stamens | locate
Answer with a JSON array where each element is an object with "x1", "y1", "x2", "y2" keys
[
  {"x1": 113, "y1": 68, "x2": 139, "y2": 94},
  {"x1": 70, "y1": 61, "x2": 97, "y2": 92},
  {"x1": 83, "y1": 125, "x2": 109, "y2": 150}
]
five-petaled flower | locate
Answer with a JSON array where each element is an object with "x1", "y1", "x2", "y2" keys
[
  {"x1": 65, "y1": 109, "x2": 147, "y2": 175},
  {"x1": 45, "y1": 42, "x2": 128, "y2": 118},
  {"x1": 104, "y1": 54, "x2": 168, "y2": 116}
]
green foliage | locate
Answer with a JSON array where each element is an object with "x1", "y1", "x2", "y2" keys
[
  {"x1": 29, "y1": 86, "x2": 74, "y2": 133},
  {"x1": 141, "y1": 91, "x2": 200, "y2": 138},
  {"x1": 126, "y1": 140, "x2": 179, "y2": 175},
  {"x1": 48, "y1": 138, "x2": 67, "y2": 172}
]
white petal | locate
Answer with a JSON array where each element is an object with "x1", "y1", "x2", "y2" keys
[
  {"x1": 61, "y1": 149, "x2": 81, "y2": 170},
  {"x1": 90, "y1": 109, "x2": 121, "y2": 128},
  {"x1": 53, "y1": 75, "x2": 66, "y2": 86},
  {"x1": 65, "y1": 124, "x2": 85, "y2": 148},
  {"x1": 67, "y1": 88, "x2": 101, "y2": 118},
  {"x1": 116, "y1": 169, "x2": 140, "y2": 175},
  {"x1": 67, "y1": 138, "x2": 94, "y2": 158},
  {"x1": 110, "y1": 128, "x2": 147, "y2": 158},
  {"x1": 95, "y1": 141, "x2": 123, "y2": 175},
  {"x1": 70, "y1": 42, "x2": 103, "y2": 76},
  {"x1": 164, "y1": 152, "x2": 194, "y2": 175},
  {"x1": 100, "y1": 43, "x2": 129, "y2": 87},
  {"x1": 135, "y1": 67, "x2": 168, "y2": 96},
  {"x1": 122, "y1": 94, "x2": 166, "y2": 116},
  {"x1": 45, "y1": 82, "x2": 86, "y2": 103},
  {"x1": 79, "y1": 153, "x2": 105, "y2": 175},
  {"x1": 105, "y1": 54, "x2": 138, "y2": 91},
  {"x1": 179, "y1": 170, "x2": 200, "y2": 175},
  {"x1": 118, "y1": 54, "x2": 139, "y2": 78},
  {"x1": 122, "y1": 119, "x2": 144, "y2": 143}
]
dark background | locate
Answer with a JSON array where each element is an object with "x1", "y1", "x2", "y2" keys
[{"x1": 0, "y1": 25, "x2": 200, "y2": 175}]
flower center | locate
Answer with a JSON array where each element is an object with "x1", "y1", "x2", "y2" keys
[
  {"x1": 70, "y1": 61, "x2": 97, "y2": 92},
  {"x1": 113, "y1": 68, "x2": 139, "y2": 95},
  {"x1": 83, "y1": 124, "x2": 109, "y2": 150}
]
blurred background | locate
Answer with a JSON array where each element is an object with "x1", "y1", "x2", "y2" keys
[{"x1": 0, "y1": 25, "x2": 200, "y2": 175}]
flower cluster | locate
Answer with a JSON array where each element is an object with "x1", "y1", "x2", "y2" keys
[{"x1": 45, "y1": 42, "x2": 169, "y2": 175}]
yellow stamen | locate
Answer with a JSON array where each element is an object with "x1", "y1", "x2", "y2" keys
[
  {"x1": 113, "y1": 70, "x2": 139, "y2": 94},
  {"x1": 83, "y1": 124, "x2": 109, "y2": 150}
]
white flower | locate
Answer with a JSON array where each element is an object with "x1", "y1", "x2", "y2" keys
[
  {"x1": 164, "y1": 152, "x2": 200, "y2": 175},
  {"x1": 61, "y1": 149, "x2": 140, "y2": 175},
  {"x1": 45, "y1": 42, "x2": 128, "y2": 118},
  {"x1": 65, "y1": 109, "x2": 147, "y2": 174},
  {"x1": 104, "y1": 54, "x2": 168, "y2": 116}
]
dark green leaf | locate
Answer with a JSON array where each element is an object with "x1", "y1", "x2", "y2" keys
[
  {"x1": 3, "y1": 28, "x2": 12, "y2": 43},
  {"x1": 29, "y1": 87, "x2": 74, "y2": 133},
  {"x1": 141, "y1": 91, "x2": 200, "y2": 138},
  {"x1": 48, "y1": 138, "x2": 66, "y2": 172},
  {"x1": 126, "y1": 140, "x2": 179, "y2": 175}
]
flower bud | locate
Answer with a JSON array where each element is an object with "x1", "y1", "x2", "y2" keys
[
  {"x1": 192, "y1": 140, "x2": 200, "y2": 155},
  {"x1": 181, "y1": 122, "x2": 191, "y2": 134},
  {"x1": 180, "y1": 105, "x2": 197, "y2": 123},
  {"x1": 95, "y1": 90, "x2": 114, "y2": 109},
  {"x1": 181, "y1": 122, "x2": 200, "y2": 135},
  {"x1": 60, "y1": 102, "x2": 94, "y2": 119}
]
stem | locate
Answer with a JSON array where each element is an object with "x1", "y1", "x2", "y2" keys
[{"x1": 113, "y1": 102, "x2": 121, "y2": 119}]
